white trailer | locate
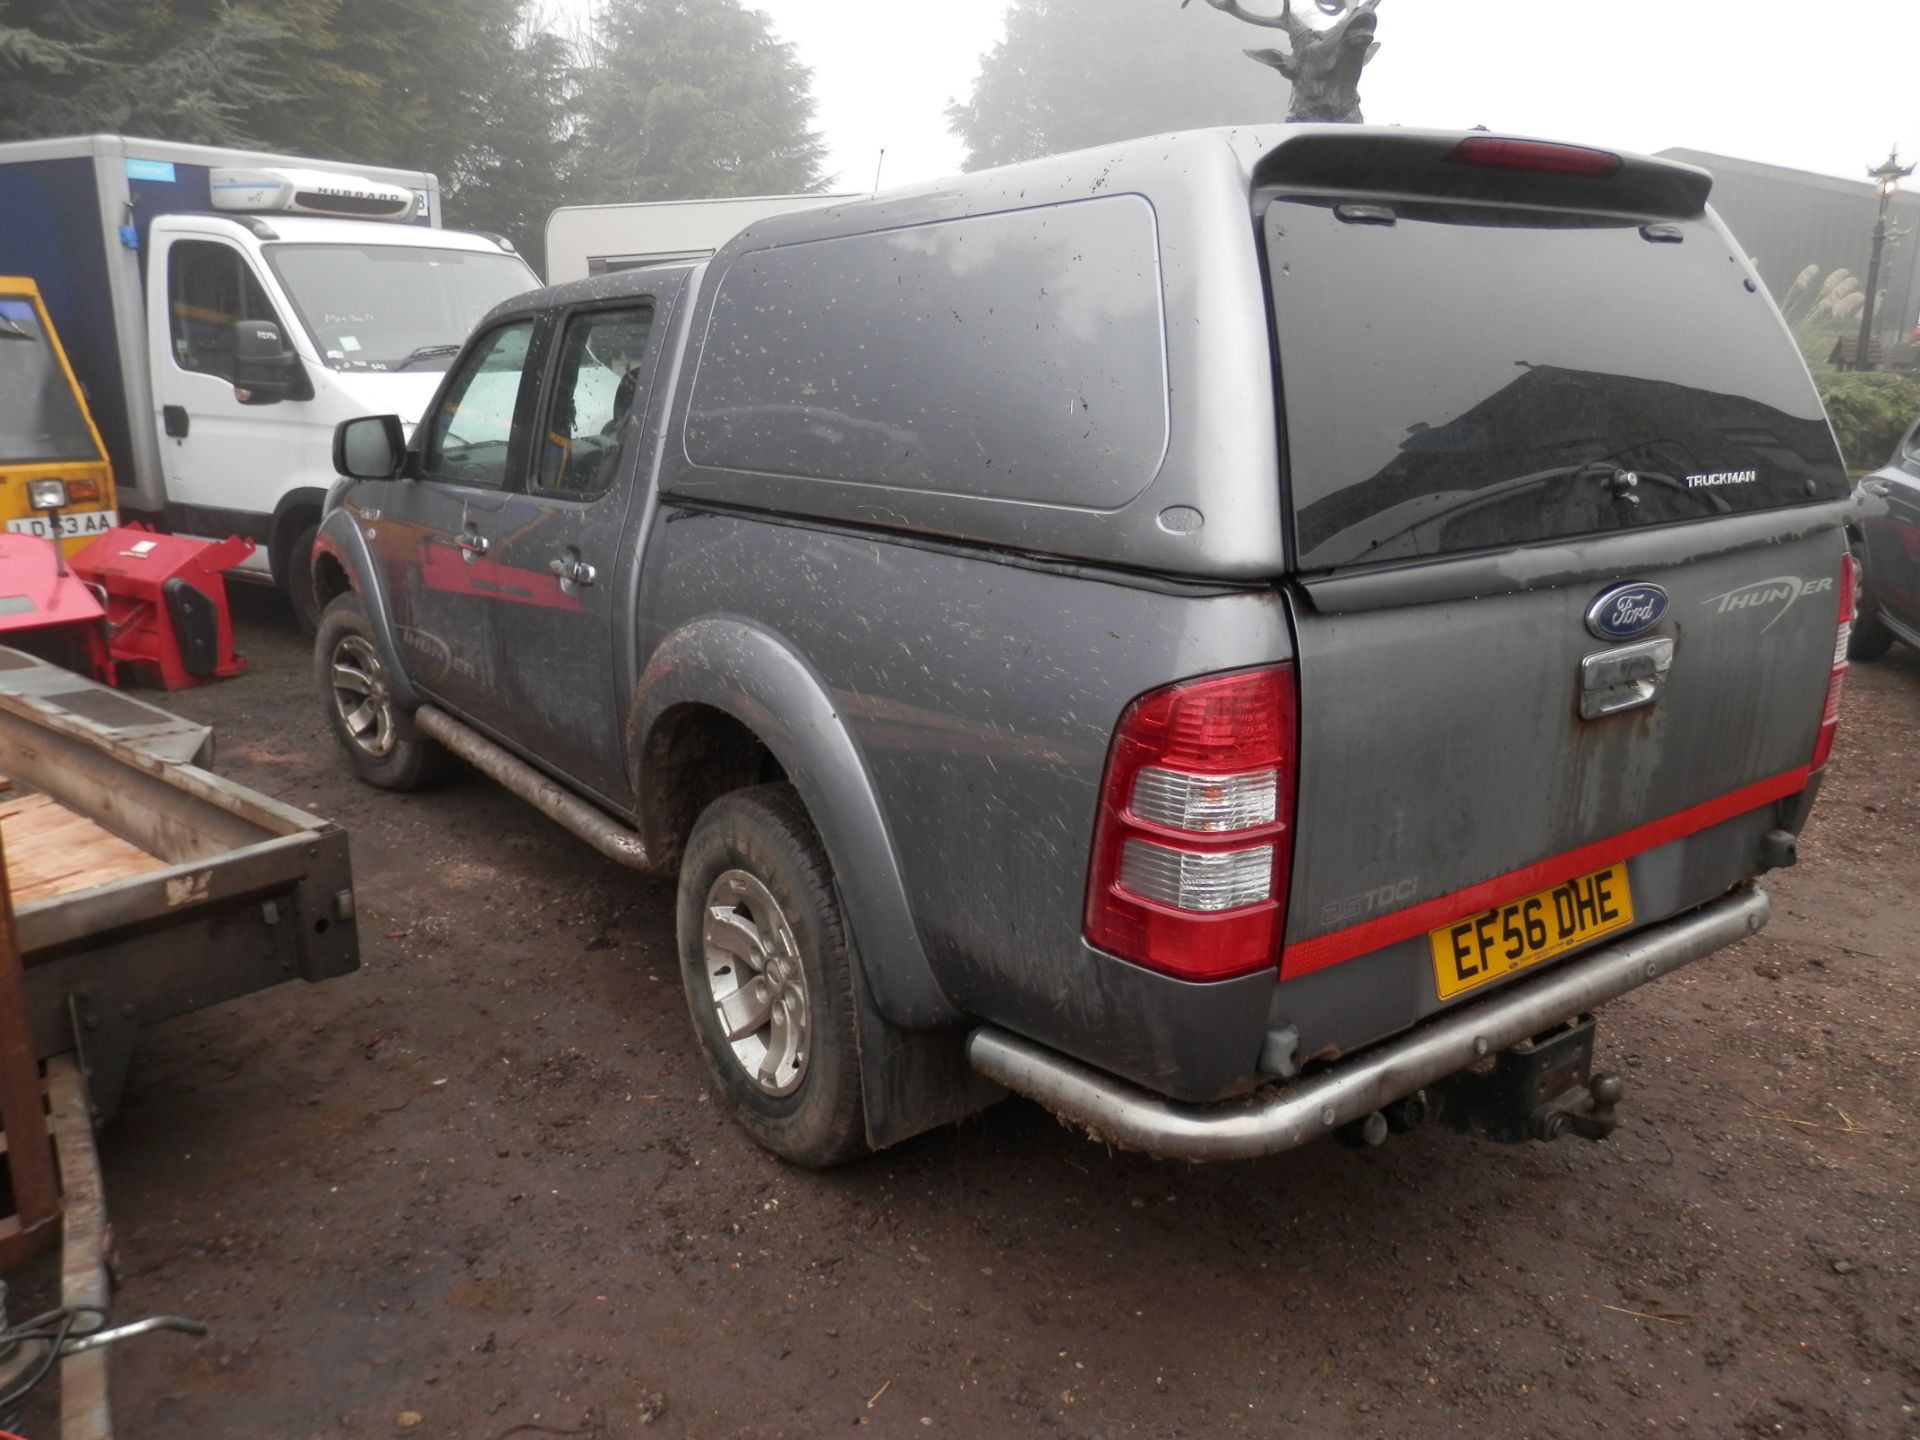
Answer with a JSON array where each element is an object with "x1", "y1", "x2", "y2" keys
[{"x1": 544, "y1": 194, "x2": 858, "y2": 285}]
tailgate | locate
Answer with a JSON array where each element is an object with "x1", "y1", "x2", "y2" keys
[
  {"x1": 1259, "y1": 135, "x2": 1850, "y2": 1030},
  {"x1": 1282, "y1": 524, "x2": 1841, "y2": 982}
]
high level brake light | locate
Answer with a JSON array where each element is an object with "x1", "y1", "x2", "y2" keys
[
  {"x1": 1812, "y1": 552, "x2": 1853, "y2": 769},
  {"x1": 1084, "y1": 667, "x2": 1298, "y2": 981},
  {"x1": 1445, "y1": 137, "x2": 1623, "y2": 178}
]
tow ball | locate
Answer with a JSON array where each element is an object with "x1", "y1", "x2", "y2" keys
[
  {"x1": 1336, "y1": 1014, "x2": 1624, "y2": 1148},
  {"x1": 1439, "y1": 1014, "x2": 1623, "y2": 1144}
]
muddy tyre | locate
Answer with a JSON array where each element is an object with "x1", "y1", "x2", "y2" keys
[
  {"x1": 676, "y1": 784, "x2": 867, "y2": 1168},
  {"x1": 315, "y1": 593, "x2": 454, "y2": 791},
  {"x1": 285, "y1": 521, "x2": 321, "y2": 637}
]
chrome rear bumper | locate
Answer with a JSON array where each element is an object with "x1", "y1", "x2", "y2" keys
[{"x1": 966, "y1": 884, "x2": 1770, "y2": 1162}]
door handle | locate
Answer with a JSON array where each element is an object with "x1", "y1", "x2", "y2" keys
[
  {"x1": 548, "y1": 554, "x2": 596, "y2": 588},
  {"x1": 1863, "y1": 480, "x2": 1892, "y2": 497},
  {"x1": 162, "y1": 405, "x2": 189, "y2": 438},
  {"x1": 1579, "y1": 638, "x2": 1673, "y2": 720},
  {"x1": 456, "y1": 529, "x2": 489, "y2": 556}
]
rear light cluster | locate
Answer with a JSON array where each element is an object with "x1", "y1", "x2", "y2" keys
[
  {"x1": 1083, "y1": 667, "x2": 1298, "y2": 982},
  {"x1": 1812, "y1": 552, "x2": 1853, "y2": 769}
]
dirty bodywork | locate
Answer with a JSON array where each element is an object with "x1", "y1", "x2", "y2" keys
[{"x1": 315, "y1": 125, "x2": 1851, "y2": 1163}]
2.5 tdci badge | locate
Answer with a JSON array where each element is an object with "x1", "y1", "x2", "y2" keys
[{"x1": 1585, "y1": 582, "x2": 1670, "y2": 641}]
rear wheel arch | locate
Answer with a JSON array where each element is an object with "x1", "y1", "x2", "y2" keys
[
  {"x1": 629, "y1": 618, "x2": 960, "y2": 1034},
  {"x1": 642, "y1": 690, "x2": 1003, "y2": 1155}
]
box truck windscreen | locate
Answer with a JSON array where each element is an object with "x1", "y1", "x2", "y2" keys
[
  {"x1": 0, "y1": 299, "x2": 99, "y2": 464},
  {"x1": 265, "y1": 245, "x2": 537, "y2": 373}
]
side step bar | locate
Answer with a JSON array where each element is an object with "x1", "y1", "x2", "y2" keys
[
  {"x1": 967, "y1": 884, "x2": 1770, "y2": 1163},
  {"x1": 414, "y1": 705, "x2": 651, "y2": 870}
]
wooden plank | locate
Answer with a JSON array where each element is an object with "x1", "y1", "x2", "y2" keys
[
  {"x1": 0, "y1": 791, "x2": 164, "y2": 906},
  {"x1": 50, "y1": 1056, "x2": 113, "y2": 1440}
]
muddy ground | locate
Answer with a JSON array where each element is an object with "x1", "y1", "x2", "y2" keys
[{"x1": 19, "y1": 592, "x2": 1920, "y2": 1439}]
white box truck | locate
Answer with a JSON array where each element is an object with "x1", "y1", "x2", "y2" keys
[
  {"x1": 0, "y1": 135, "x2": 540, "y2": 627},
  {"x1": 544, "y1": 193, "x2": 857, "y2": 284}
]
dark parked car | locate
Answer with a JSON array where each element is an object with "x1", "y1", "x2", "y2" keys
[
  {"x1": 311, "y1": 127, "x2": 1856, "y2": 1167},
  {"x1": 1852, "y1": 414, "x2": 1920, "y2": 659}
]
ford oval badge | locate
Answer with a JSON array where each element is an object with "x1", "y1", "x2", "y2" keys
[{"x1": 1586, "y1": 582, "x2": 1670, "y2": 641}]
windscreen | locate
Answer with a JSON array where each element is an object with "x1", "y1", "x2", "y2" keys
[
  {"x1": 265, "y1": 244, "x2": 537, "y2": 374},
  {"x1": 1268, "y1": 198, "x2": 1849, "y2": 571},
  {"x1": 0, "y1": 298, "x2": 99, "y2": 463}
]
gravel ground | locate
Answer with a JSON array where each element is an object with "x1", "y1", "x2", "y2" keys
[{"x1": 16, "y1": 590, "x2": 1918, "y2": 1439}]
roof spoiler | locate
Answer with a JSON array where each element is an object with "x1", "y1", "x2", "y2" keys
[{"x1": 1254, "y1": 130, "x2": 1714, "y2": 220}]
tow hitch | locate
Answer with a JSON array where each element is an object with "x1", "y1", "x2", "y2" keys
[{"x1": 1438, "y1": 1014, "x2": 1623, "y2": 1144}]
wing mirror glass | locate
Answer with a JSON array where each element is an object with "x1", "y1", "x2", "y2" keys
[{"x1": 333, "y1": 415, "x2": 410, "y2": 481}]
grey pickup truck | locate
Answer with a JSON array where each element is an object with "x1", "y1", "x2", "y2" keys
[{"x1": 312, "y1": 127, "x2": 1853, "y2": 1167}]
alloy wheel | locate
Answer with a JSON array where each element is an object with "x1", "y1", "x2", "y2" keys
[
  {"x1": 329, "y1": 634, "x2": 397, "y2": 759},
  {"x1": 700, "y1": 869, "x2": 810, "y2": 1096}
]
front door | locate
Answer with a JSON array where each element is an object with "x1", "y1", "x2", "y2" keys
[
  {"x1": 380, "y1": 315, "x2": 542, "y2": 719},
  {"x1": 150, "y1": 234, "x2": 313, "y2": 573},
  {"x1": 474, "y1": 300, "x2": 666, "y2": 797}
]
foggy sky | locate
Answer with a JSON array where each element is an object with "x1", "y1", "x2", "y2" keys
[{"x1": 558, "y1": 0, "x2": 1919, "y2": 193}]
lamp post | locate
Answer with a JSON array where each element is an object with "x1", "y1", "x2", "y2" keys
[{"x1": 1854, "y1": 147, "x2": 1915, "y2": 371}]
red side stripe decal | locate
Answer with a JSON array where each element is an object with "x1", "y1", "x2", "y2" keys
[{"x1": 1279, "y1": 766, "x2": 1811, "y2": 979}]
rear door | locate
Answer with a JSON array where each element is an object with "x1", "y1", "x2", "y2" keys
[
  {"x1": 1263, "y1": 156, "x2": 1851, "y2": 1015},
  {"x1": 469, "y1": 292, "x2": 673, "y2": 798}
]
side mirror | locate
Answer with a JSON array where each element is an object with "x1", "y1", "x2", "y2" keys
[
  {"x1": 233, "y1": 320, "x2": 308, "y2": 406},
  {"x1": 333, "y1": 415, "x2": 410, "y2": 481}
]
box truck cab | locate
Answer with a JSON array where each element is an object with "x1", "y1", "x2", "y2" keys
[
  {"x1": 0, "y1": 275, "x2": 117, "y2": 555},
  {"x1": 0, "y1": 136, "x2": 540, "y2": 628}
]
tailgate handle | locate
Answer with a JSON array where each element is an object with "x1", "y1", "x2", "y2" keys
[{"x1": 1580, "y1": 638, "x2": 1673, "y2": 720}]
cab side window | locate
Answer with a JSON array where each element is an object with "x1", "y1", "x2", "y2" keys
[
  {"x1": 1903, "y1": 421, "x2": 1920, "y2": 470},
  {"x1": 535, "y1": 306, "x2": 655, "y2": 499},
  {"x1": 168, "y1": 240, "x2": 280, "y2": 380},
  {"x1": 422, "y1": 320, "x2": 536, "y2": 489}
]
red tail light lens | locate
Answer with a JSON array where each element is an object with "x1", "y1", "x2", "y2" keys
[
  {"x1": 1812, "y1": 552, "x2": 1853, "y2": 769},
  {"x1": 1445, "y1": 137, "x2": 1623, "y2": 178},
  {"x1": 1083, "y1": 667, "x2": 1298, "y2": 981}
]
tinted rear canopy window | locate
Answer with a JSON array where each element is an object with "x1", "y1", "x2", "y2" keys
[
  {"x1": 1269, "y1": 198, "x2": 1848, "y2": 570},
  {"x1": 685, "y1": 196, "x2": 1169, "y2": 508}
]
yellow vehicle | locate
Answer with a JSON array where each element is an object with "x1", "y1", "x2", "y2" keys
[{"x1": 1, "y1": 275, "x2": 118, "y2": 557}]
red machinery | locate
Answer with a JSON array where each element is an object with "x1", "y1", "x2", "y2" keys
[
  {"x1": 68, "y1": 527, "x2": 252, "y2": 689},
  {"x1": 0, "y1": 532, "x2": 114, "y2": 680}
]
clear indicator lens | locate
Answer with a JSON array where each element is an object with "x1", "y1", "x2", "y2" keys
[
  {"x1": 1118, "y1": 839, "x2": 1273, "y2": 913},
  {"x1": 1130, "y1": 766, "x2": 1277, "y2": 833}
]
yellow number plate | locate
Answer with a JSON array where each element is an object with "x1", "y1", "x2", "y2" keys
[{"x1": 1429, "y1": 864, "x2": 1634, "y2": 1002}]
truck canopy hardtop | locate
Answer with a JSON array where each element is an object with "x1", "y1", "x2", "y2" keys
[{"x1": 670, "y1": 126, "x2": 1823, "y2": 583}]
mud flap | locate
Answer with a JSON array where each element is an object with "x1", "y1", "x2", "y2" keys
[{"x1": 848, "y1": 942, "x2": 1004, "y2": 1151}]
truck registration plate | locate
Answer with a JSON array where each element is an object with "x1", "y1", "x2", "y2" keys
[
  {"x1": 7, "y1": 510, "x2": 118, "y2": 540},
  {"x1": 1429, "y1": 864, "x2": 1633, "y2": 1001}
]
